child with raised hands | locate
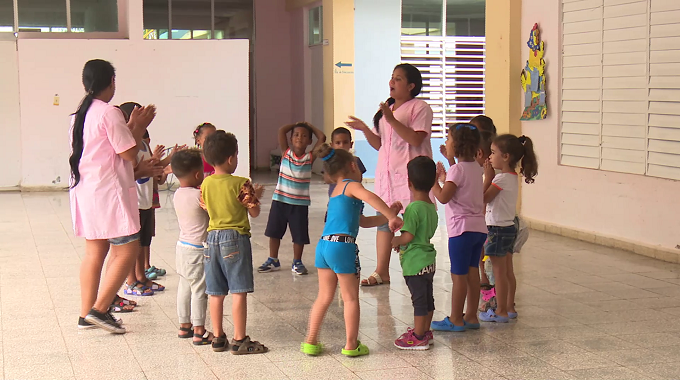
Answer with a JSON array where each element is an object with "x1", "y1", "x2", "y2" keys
[
  {"x1": 431, "y1": 123, "x2": 488, "y2": 332},
  {"x1": 301, "y1": 144, "x2": 402, "y2": 358},
  {"x1": 479, "y1": 134, "x2": 538, "y2": 323}
]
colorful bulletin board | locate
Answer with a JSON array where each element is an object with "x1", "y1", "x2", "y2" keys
[{"x1": 520, "y1": 23, "x2": 547, "y2": 121}]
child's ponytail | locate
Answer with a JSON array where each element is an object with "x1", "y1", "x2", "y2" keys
[
  {"x1": 518, "y1": 135, "x2": 538, "y2": 184},
  {"x1": 69, "y1": 59, "x2": 116, "y2": 188},
  {"x1": 314, "y1": 143, "x2": 355, "y2": 178},
  {"x1": 492, "y1": 134, "x2": 539, "y2": 184}
]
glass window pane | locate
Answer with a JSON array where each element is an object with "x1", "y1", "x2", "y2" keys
[
  {"x1": 70, "y1": 0, "x2": 118, "y2": 32},
  {"x1": 172, "y1": 0, "x2": 211, "y2": 38},
  {"x1": 172, "y1": 29, "x2": 192, "y2": 39},
  {"x1": 214, "y1": 0, "x2": 253, "y2": 39},
  {"x1": 402, "y1": 0, "x2": 442, "y2": 36},
  {"x1": 192, "y1": 30, "x2": 211, "y2": 39},
  {"x1": 446, "y1": 0, "x2": 485, "y2": 37},
  {"x1": 308, "y1": 6, "x2": 322, "y2": 45},
  {"x1": 18, "y1": 0, "x2": 67, "y2": 32},
  {"x1": 0, "y1": 0, "x2": 13, "y2": 32},
  {"x1": 143, "y1": 0, "x2": 168, "y2": 38}
]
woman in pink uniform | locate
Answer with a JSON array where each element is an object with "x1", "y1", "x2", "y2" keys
[
  {"x1": 69, "y1": 59, "x2": 156, "y2": 333},
  {"x1": 347, "y1": 63, "x2": 434, "y2": 286}
]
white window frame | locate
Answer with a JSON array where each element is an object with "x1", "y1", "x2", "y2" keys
[
  {"x1": 6, "y1": 0, "x2": 126, "y2": 39},
  {"x1": 560, "y1": 0, "x2": 680, "y2": 181}
]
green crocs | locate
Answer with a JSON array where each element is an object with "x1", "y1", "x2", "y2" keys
[
  {"x1": 341, "y1": 341, "x2": 369, "y2": 357},
  {"x1": 300, "y1": 342, "x2": 323, "y2": 356}
]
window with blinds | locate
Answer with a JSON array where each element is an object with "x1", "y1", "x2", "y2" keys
[{"x1": 561, "y1": 0, "x2": 680, "y2": 181}]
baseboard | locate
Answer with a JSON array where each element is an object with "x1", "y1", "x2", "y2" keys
[{"x1": 523, "y1": 217, "x2": 680, "y2": 264}]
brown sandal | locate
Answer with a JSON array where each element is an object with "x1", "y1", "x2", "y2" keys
[
  {"x1": 212, "y1": 335, "x2": 228, "y2": 352},
  {"x1": 230, "y1": 336, "x2": 268, "y2": 355}
]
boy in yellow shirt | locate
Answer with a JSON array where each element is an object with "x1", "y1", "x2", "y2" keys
[{"x1": 201, "y1": 130, "x2": 267, "y2": 354}]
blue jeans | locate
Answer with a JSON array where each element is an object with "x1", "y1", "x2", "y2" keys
[{"x1": 204, "y1": 229, "x2": 254, "y2": 295}]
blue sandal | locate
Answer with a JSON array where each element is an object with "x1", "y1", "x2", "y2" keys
[
  {"x1": 147, "y1": 266, "x2": 167, "y2": 277},
  {"x1": 479, "y1": 309, "x2": 509, "y2": 323},
  {"x1": 124, "y1": 282, "x2": 154, "y2": 296}
]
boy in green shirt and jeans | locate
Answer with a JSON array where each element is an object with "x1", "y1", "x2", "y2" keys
[{"x1": 391, "y1": 156, "x2": 439, "y2": 350}]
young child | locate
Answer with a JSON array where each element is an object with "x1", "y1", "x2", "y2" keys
[
  {"x1": 193, "y1": 122, "x2": 217, "y2": 177},
  {"x1": 201, "y1": 130, "x2": 268, "y2": 354},
  {"x1": 391, "y1": 156, "x2": 438, "y2": 350},
  {"x1": 301, "y1": 144, "x2": 402, "y2": 357},
  {"x1": 171, "y1": 149, "x2": 213, "y2": 345},
  {"x1": 440, "y1": 115, "x2": 496, "y2": 166},
  {"x1": 118, "y1": 102, "x2": 165, "y2": 297},
  {"x1": 479, "y1": 134, "x2": 538, "y2": 323},
  {"x1": 144, "y1": 135, "x2": 171, "y2": 281},
  {"x1": 260, "y1": 122, "x2": 326, "y2": 275},
  {"x1": 324, "y1": 127, "x2": 366, "y2": 221},
  {"x1": 431, "y1": 124, "x2": 488, "y2": 332},
  {"x1": 326, "y1": 127, "x2": 367, "y2": 194}
]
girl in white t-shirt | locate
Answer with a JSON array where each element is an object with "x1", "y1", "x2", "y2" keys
[{"x1": 479, "y1": 134, "x2": 538, "y2": 323}]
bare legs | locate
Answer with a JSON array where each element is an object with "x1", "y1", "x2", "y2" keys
[
  {"x1": 268, "y1": 238, "x2": 305, "y2": 262},
  {"x1": 210, "y1": 295, "x2": 226, "y2": 337},
  {"x1": 80, "y1": 239, "x2": 140, "y2": 315},
  {"x1": 80, "y1": 240, "x2": 110, "y2": 318},
  {"x1": 268, "y1": 238, "x2": 280, "y2": 259},
  {"x1": 363, "y1": 230, "x2": 393, "y2": 285},
  {"x1": 305, "y1": 269, "x2": 361, "y2": 350},
  {"x1": 490, "y1": 256, "x2": 509, "y2": 317},
  {"x1": 448, "y1": 267, "x2": 482, "y2": 326},
  {"x1": 507, "y1": 255, "x2": 517, "y2": 314}
]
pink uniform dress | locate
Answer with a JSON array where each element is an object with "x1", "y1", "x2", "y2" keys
[
  {"x1": 373, "y1": 98, "x2": 434, "y2": 208},
  {"x1": 69, "y1": 99, "x2": 140, "y2": 240}
]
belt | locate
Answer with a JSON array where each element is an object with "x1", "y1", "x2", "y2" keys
[{"x1": 321, "y1": 235, "x2": 356, "y2": 244}]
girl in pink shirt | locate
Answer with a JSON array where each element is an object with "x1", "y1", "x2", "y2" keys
[
  {"x1": 69, "y1": 59, "x2": 156, "y2": 334},
  {"x1": 430, "y1": 124, "x2": 487, "y2": 332},
  {"x1": 347, "y1": 63, "x2": 433, "y2": 287}
]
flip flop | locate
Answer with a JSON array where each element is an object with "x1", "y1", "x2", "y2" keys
[{"x1": 360, "y1": 272, "x2": 390, "y2": 287}]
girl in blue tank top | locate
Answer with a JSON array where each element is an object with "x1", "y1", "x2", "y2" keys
[{"x1": 301, "y1": 144, "x2": 403, "y2": 358}]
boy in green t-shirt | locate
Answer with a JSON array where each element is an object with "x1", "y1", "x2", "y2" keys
[{"x1": 391, "y1": 156, "x2": 439, "y2": 350}]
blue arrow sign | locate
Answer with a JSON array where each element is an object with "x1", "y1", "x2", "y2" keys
[{"x1": 335, "y1": 61, "x2": 352, "y2": 68}]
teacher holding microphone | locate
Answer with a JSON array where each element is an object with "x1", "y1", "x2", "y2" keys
[{"x1": 346, "y1": 63, "x2": 434, "y2": 286}]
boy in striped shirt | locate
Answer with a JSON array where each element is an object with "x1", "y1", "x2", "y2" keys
[{"x1": 261, "y1": 122, "x2": 326, "y2": 275}]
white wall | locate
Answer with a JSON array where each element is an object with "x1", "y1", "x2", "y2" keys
[
  {"x1": 16, "y1": 38, "x2": 250, "y2": 187},
  {"x1": 0, "y1": 40, "x2": 22, "y2": 188},
  {"x1": 520, "y1": 0, "x2": 680, "y2": 251},
  {"x1": 353, "y1": 0, "x2": 402, "y2": 178}
]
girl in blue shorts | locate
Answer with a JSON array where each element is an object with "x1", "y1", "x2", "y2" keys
[
  {"x1": 301, "y1": 144, "x2": 402, "y2": 357},
  {"x1": 431, "y1": 124, "x2": 488, "y2": 332}
]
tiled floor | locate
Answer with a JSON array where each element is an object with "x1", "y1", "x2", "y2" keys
[{"x1": 2, "y1": 178, "x2": 680, "y2": 380}]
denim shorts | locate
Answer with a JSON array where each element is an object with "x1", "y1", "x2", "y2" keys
[
  {"x1": 315, "y1": 239, "x2": 360, "y2": 275},
  {"x1": 108, "y1": 232, "x2": 140, "y2": 246},
  {"x1": 484, "y1": 224, "x2": 518, "y2": 257},
  {"x1": 448, "y1": 232, "x2": 487, "y2": 275},
  {"x1": 204, "y1": 229, "x2": 254, "y2": 295}
]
